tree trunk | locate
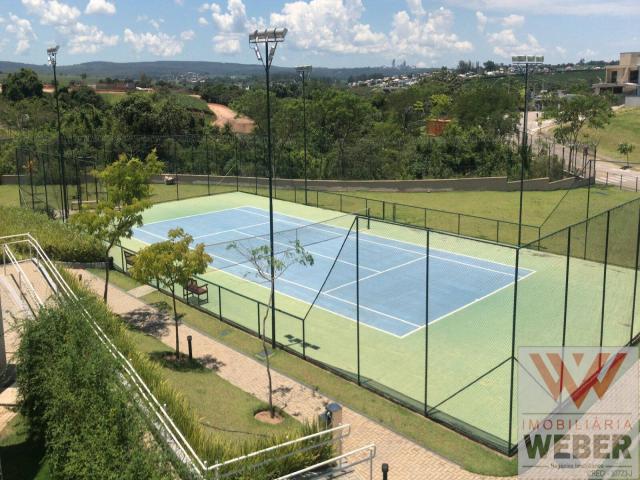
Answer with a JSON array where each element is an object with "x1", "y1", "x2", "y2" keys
[
  {"x1": 103, "y1": 254, "x2": 110, "y2": 302},
  {"x1": 262, "y1": 308, "x2": 274, "y2": 418},
  {"x1": 172, "y1": 290, "x2": 180, "y2": 358}
]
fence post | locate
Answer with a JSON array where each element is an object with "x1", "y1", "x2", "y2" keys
[
  {"x1": 620, "y1": 174, "x2": 623, "y2": 190},
  {"x1": 257, "y1": 303, "x2": 261, "y2": 337},
  {"x1": 340, "y1": 194, "x2": 343, "y2": 213},
  {"x1": 206, "y1": 135, "x2": 211, "y2": 196},
  {"x1": 599, "y1": 211, "x2": 611, "y2": 349},
  {"x1": 631, "y1": 206, "x2": 640, "y2": 344},
  {"x1": 507, "y1": 248, "x2": 521, "y2": 451},
  {"x1": 41, "y1": 151, "x2": 50, "y2": 212},
  {"x1": 356, "y1": 216, "x2": 361, "y2": 386},
  {"x1": 636, "y1": 177, "x2": 638, "y2": 193},
  {"x1": 424, "y1": 230, "x2": 430, "y2": 417},
  {"x1": 174, "y1": 141, "x2": 179, "y2": 200},
  {"x1": 424, "y1": 208, "x2": 427, "y2": 229},
  {"x1": 382, "y1": 201, "x2": 386, "y2": 220},
  {"x1": 218, "y1": 285, "x2": 222, "y2": 321},
  {"x1": 457, "y1": 213, "x2": 461, "y2": 235},
  {"x1": 606, "y1": 171, "x2": 609, "y2": 185}
]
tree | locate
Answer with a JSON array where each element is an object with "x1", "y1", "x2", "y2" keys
[
  {"x1": 452, "y1": 82, "x2": 519, "y2": 136},
  {"x1": 543, "y1": 93, "x2": 613, "y2": 171},
  {"x1": 483, "y1": 60, "x2": 498, "y2": 72},
  {"x1": 617, "y1": 142, "x2": 635, "y2": 168},
  {"x1": 429, "y1": 94, "x2": 452, "y2": 119},
  {"x1": 2, "y1": 69, "x2": 43, "y2": 101},
  {"x1": 98, "y1": 149, "x2": 163, "y2": 206},
  {"x1": 227, "y1": 240, "x2": 313, "y2": 418},
  {"x1": 72, "y1": 201, "x2": 147, "y2": 301},
  {"x1": 130, "y1": 229, "x2": 211, "y2": 357}
]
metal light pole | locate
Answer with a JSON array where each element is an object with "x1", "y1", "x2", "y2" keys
[
  {"x1": 512, "y1": 55, "x2": 544, "y2": 246},
  {"x1": 48, "y1": 46, "x2": 68, "y2": 221},
  {"x1": 250, "y1": 28, "x2": 287, "y2": 349},
  {"x1": 296, "y1": 65, "x2": 312, "y2": 205}
]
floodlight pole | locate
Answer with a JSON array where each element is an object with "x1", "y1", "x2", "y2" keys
[
  {"x1": 250, "y1": 29, "x2": 287, "y2": 349},
  {"x1": 296, "y1": 66, "x2": 312, "y2": 205},
  {"x1": 512, "y1": 56, "x2": 543, "y2": 246},
  {"x1": 48, "y1": 46, "x2": 68, "y2": 221}
]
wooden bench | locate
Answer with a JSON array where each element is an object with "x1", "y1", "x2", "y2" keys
[
  {"x1": 124, "y1": 250, "x2": 136, "y2": 270},
  {"x1": 183, "y1": 278, "x2": 209, "y2": 304}
]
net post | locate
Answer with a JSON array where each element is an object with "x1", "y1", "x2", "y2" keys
[
  {"x1": 599, "y1": 210, "x2": 611, "y2": 348},
  {"x1": 424, "y1": 229, "x2": 430, "y2": 416},
  {"x1": 356, "y1": 216, "x2": 361, "y2": 386},
  {"x1": 631, "y1": 205, "x2": 640, "y2": 344}
]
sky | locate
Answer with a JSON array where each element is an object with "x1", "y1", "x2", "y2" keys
[{"x1": 0, "y1": 0, "x2": 638, "y2": 68}]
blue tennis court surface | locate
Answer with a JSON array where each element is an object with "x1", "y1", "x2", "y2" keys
[{"x1": 133, "y1": 206, "x2": 533, "y2": 337}]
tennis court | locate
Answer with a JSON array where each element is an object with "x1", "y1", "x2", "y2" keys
[{"x1": 132, "y1": 205, "x2": 533, "y2": 338}]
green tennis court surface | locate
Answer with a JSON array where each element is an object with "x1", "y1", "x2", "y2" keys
[{"x1": 115, "y1": 191, "x2": 640, "y2": 451}]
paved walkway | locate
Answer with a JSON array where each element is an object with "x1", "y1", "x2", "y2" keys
[{"x1": 73, "y1": 269, "x2": 513, "y2": 480}]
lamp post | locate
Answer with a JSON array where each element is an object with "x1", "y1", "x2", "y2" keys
[
  {"x1": 296, "y1": 65, "x2": 312, "y2": 205},
  {"x1": 48, "y1": 45, "x2": 68, "y2": 221},
  {"x1": 511, "y1": 55, "x2": 544, "y2": 246},
  {"x1": 249, "y1": 28, "x2": 287, "y2": 349}
]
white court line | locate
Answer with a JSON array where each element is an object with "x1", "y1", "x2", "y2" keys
[
  {"x1": 131, "y1": 233, "x2": 412, "y2": 339},
  {"x1": 142, "y1": 206, "x2": 249, "y2": 226},
  {"x1": 237, "y1": 206, "x2": 530, "y2": 277},
  {"x1": 323, "y1": 255, "x2": 427, "y2": 294},
  {"x1": 134, "y1": 228, "x2": 170, "y2": 241},
  {"x1": 321, "y1": 291, "x2": 423, "y2": 328},
  {"x1": 193, "y1": 220, "x2": 270, "y2": 240},
  {"x1": 226, "y1": 229, "x2": 381, "y2": 274}
]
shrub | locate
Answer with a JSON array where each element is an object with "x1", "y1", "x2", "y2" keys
[
  {"x1": 16, "y1": 297, "x2": 175, "y2": 479},
  {"x1": 0, "y1": 206, "x2": 102, "y2": 262}
]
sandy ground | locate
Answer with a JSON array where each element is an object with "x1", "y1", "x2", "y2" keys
[{"x1": 206, "y1": 102, "x2": 255, "y2": 134}]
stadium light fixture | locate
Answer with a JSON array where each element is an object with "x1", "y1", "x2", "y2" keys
[
  {"x1": 296, "y1": 66, "x2": 312, "y2": 205},
  {"x1": 249, "y1": 27, "x2": 287, "y2": 349},
  {"x1": 47, "y1": 45, "x2": 68, "y2": 221}
]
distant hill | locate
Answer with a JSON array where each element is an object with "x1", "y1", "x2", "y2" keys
[{"x1": 0, "y1": 60, "x2": 432, "y2": 81}]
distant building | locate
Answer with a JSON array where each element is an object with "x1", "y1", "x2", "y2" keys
[{"x1": 593, "y1": 52, "x2": 640, "y2": 101}]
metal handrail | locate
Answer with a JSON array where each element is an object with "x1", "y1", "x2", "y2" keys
[
  {"x1": 2, "y1": 244, "x2": 43, "y2": 309},
  {"x1": 275, "y1": 444, "x2": 376, "y2": 480},
  {"x1": 0, "y1": 233, "x2": 205, "y2": 474},
  {"x1": 206, "y1": 424, "x2": 351, "y2": 474}
]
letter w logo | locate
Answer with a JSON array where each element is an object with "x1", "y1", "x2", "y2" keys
[{"x1": 530, "y1": 352, "x2": 627, "y2": 408}]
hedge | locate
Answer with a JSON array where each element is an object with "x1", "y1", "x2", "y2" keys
[{"x1": 0, "y1": 206, "x2": 102, "y2": 263}]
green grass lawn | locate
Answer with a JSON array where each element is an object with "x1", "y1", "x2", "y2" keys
[
  {"x1": 581, "y1": 107, "x2": 640, "y2": 164},
  {"x1": 0, "y1": 184, "x2": 19, "y2": 207},
  {"x1": 0, "y1": 414, "x2": 50, "y2": 480},
  {"x1": 125, "y1": 329, "x2": 300, "y2": 444}
]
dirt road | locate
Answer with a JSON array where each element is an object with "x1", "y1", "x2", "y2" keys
[{"x1": 206, "y1": 103, "x2": 255, "y2": 134}]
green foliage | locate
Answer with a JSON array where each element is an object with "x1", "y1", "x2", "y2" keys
[
  {"x1": 71, "y1": 201, "x2": 147, "y2": 300},
  {"x1": 198, "y1": 82, "x2": 244, "y2": 105},
  {"x1": 98, "y1": 149, "x2": 164, "y2": 205},
  {"x1": 452, "y1": 83, "x2": 519, "y2": 136},
  {"x1": 130, "y1": 228, "x2": 211, "y2": 354},
  {"x1": 617, "y1": 142, "x2": 635, "y2": 166},
  {"x1": 2, "y1": 69, "x2": 43, "y2": 102},
  {"x1": 0, "y1": 206, "x2": 102, "y2": 262},
  {"x1": 16, "y1": 298, "x2": 174, "y2": 479},
  {"x1": 543, "y1": 93, "x2": 613, "y2": 145}
]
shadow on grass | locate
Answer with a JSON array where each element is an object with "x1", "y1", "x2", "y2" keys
[
  {"x1": 148, "y1": 351, "x2": 225, "y2": 372},
  {"x1": 0, "y1": 418, "x2": 49, "y2": 480}
]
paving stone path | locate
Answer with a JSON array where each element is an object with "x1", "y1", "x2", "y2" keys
[{"x1": 74, "y1": 269, "x2": 514, "y2": 480}]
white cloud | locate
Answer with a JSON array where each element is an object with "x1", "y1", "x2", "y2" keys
[
  {"x1": 123, "y1": 28, "x2": 186, "y2": 57},
  {"x1": 445, "y1": 0, "x2": 640, "y2": 16},
  {"x1": 63, "y1": 22, "x2": 118, "y2": 53},
  {"x1": 175, "y1": 0, "x2": 184, "y2": 4},
  {"x1": 501, "y1": 14, "x2": 524, "y2": 27},
  {"x1": 149, "y1": 18, "x2": 164, "y2": 30},
  {"x1": 406, "y1": 0, "x2": 426, "y2": 16},
  {"x1": 85, "y1": 0, "x2": 116, "y2": 15},
  {"x1": 21, "y1": 0, "x2": 81, "y2": 26},
  {"x1": 212, "y1": 35, "x2": 240, "y2": 53},
  {"x1": 180, "y1": 29, "x2": 195, "y2": 40},
  {"x1": 209, "y1": 0, "x2": 262, "y2": 54},
  {"x1": 270, "y1": 0, "x2": 387, "y2": 54},
  {"x1": 198, "y1": 16, "x2": 209, "y2": 25},
  {"x1": 487, "y1": 28, "x2": 543, "y2": 58},
  {"x1": 578, "y1": 48, "x2": 597, "y2": 58},
  {"x1": 5, "y1": 13, "x2": 37, "y2": 54},
  {"x1": 476, "y1": 11, "x2": 488, "y2": 32},
  {"x1": 389, "y1": 5, "x2": 473, "y2": 58},
  {"x1": 555, "y1": 45, "x2": 567, "y2": 57}
]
